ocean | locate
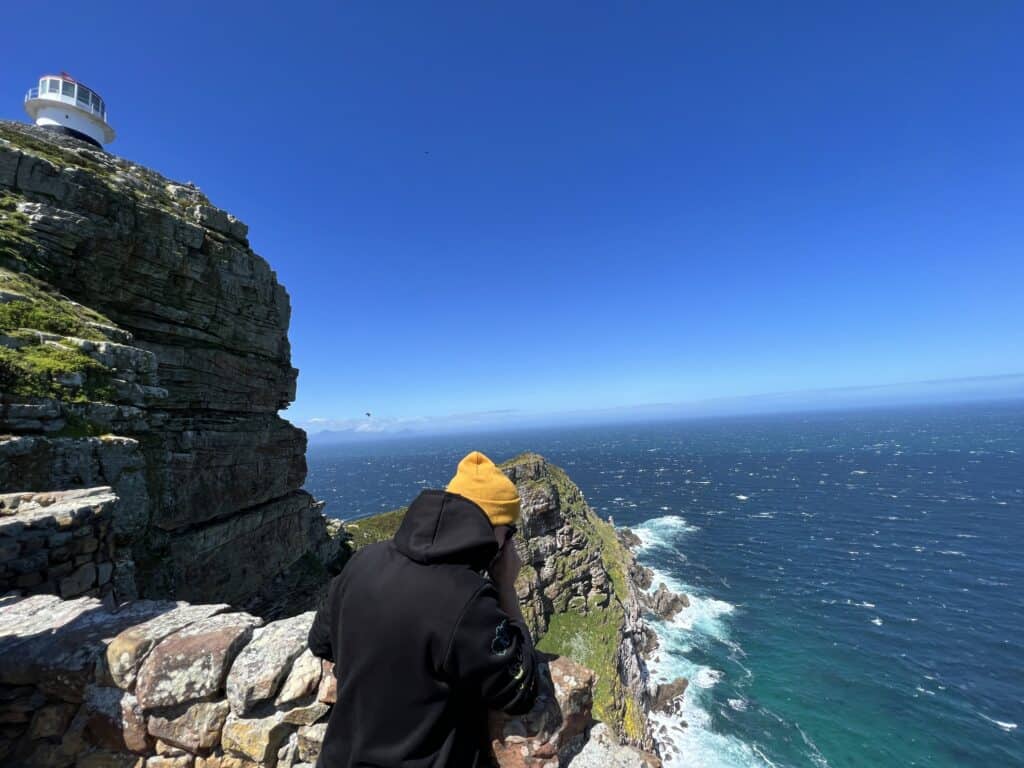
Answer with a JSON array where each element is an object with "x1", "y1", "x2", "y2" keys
[{"x1": 304, "y1": 401, "x2": 1024, "y2": 768}]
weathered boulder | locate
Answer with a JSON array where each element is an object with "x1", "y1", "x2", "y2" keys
[
  {"x1": 225, "y1": 612, "x2": 313, "y2": 716},
  {"x1": 0, "y1": 595, "x2": 174, "y2": 701},
  {"x1": 107, "y1": 603, "x2": 231, "y2": 691},
  {"x1": 296, "y1": 722, "x2": 326, "y2": 763},
  {"x1": 642, "y1": 583, "x2": 688, "y2": 622},
  {"x1": 28, "y1": 701, "x2": 76, "y2": 740},
  {"x1": 274, "y1": 650, "x2": 322, "y2": 707},
  {"x1": 145, "y1": 755, "x2": 193, "y2": 768},
  {"x1": 80, "y1": 685, "x2": 150, "y2": 754},
  {"x1": 220, "y1": 711, "x2": 291, "y2": 765},
  {"x1": 135, "y1": 613, "x2": 261, "y2": 710},
  {"x1": 568, "y1": 723, "x2": 661, "y2": 768},
  {"x1": 194, "y1": 755, "x2": 257, "y2": 768},
  {"x1": 651, "y1": 677, "x2": 688, "y2": 712},
  {"x1": 146, "y1": 701, "x2": 230, "y2": 753},
  {"x1": 316, "y1": 660, "x2": 336, "y2": 705}
]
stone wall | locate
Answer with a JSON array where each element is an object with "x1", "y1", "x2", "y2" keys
[
  {"x1": 0, "y1": 593, "x2": 658, "y2": 768},
  {"x1": 0, "y1": 488, "x2": 117, "y2": 600}
]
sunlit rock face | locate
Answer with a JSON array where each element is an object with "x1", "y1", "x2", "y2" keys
[{"x1": 0, "y1": 121, "x2": 342, "y2": 605}]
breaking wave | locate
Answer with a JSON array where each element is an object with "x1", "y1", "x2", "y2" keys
[{"x1": 633, "y1": 515, "x2": 783, "y2": 768}]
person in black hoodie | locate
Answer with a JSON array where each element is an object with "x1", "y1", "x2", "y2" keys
[{"x1": 307, "y1": 451, "x2": 541, "y2": 767}]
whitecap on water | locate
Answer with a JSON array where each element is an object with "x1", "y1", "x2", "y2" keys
[
  {"x1": 633, "y1": 515, "x2": 700, "y2": 551},
  {"x1": 634, "y1": 518, "x2": 800, "y2": 768},
  {"x1": 665, "y1": 592, "x2": 736, "y2": 640},
  {"x1": 979, "y1": 713, "x2": 1018, "y2": 732},
  {"x1": 649, "y1": 689, "x2": 781, "y2": 768},
  {"x1": 735, "y1": 494, "x2": 749, "y2": 501}
]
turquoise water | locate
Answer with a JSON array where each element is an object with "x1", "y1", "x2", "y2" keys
[{"x1": 306, "y1": 402, "x2": 1024, "y2": 767}]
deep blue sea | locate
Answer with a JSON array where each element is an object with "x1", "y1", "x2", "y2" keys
[{"x1": 305, "y1": 402, "x2": 1024, "y2": 768}]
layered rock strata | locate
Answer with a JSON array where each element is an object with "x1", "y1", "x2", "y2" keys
[{"x1": 0, "y1": 121, "x2": 340, "y2": 603}]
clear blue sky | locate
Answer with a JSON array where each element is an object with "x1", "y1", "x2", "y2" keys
[{"x1": 4, "y1": 2, "x2": 1022, "y2": 433}]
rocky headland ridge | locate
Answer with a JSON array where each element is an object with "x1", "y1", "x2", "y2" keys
[{"x1": 0, "y1": 122, "x2": 687, "y2": 766}]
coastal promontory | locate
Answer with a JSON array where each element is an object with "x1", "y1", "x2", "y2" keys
[{"x1": 0, "y1": 123, "x2": 683, "y2": 767}]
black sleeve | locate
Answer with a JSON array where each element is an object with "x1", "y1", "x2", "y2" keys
[
  {"x1": 442, "y1": 583, "x2": 539, "y2": 715},
  {"x1": 307, "y1": 576, "x2": 338, "y2": 662}
]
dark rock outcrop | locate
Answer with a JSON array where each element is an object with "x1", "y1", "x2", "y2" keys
[{"x1": 642, "y1": 582, "x2": 689, "y2": 623}]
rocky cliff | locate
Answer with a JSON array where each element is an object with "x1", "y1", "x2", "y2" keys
[
  {"x1": 345, "y1": 453, "x2": 662, "y2": 751},
  {"x1": 0, "y1": 124, "x2": 679, "y2": 766},
  {"x1": 0, "y1": 121, "x2": 342, "y2": 605}
]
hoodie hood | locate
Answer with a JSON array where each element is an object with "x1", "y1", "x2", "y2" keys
[{"x1": 393, "y1": 490, "x2": 499, "y2": 570}]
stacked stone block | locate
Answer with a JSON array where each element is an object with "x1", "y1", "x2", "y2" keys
[{"x1": 0, "y1": 487, "x2": 118, "y2": 600}]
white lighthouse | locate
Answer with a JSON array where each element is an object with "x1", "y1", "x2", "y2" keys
[{"x1": 24, "y1": 73, "x2": 115, "y2": 149}]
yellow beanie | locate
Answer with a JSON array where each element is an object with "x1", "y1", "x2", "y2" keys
[{"x1": 446, "y1": 451, "x2": 521, "y2": 526}]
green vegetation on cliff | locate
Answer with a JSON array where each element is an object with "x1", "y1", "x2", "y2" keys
[
  {"x1": 0, "y1": 343, "x2": 115, "y2": 402},
  {"x1": 0, "y1": 268, "x2": 116, "y2": 402},
  {"x1": 0, "y1": 268, "x2": 111, "y2": 340},
  {"x1": 346, "y1": 507, "x2": 407, "y2": 549},
  {"x1": 515, "y1": 456, "x2": 643, "y2": 739}
]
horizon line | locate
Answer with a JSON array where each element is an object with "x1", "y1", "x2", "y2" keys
[{"x1": 299, "y1": 371, "x2": 1024, "y2": 441}]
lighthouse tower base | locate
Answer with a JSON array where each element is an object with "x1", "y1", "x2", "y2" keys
[{"x1": 37, "y1": 123, "x2": 104, "y2": 149}]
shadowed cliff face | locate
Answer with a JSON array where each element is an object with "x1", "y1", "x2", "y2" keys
[{"x1": 0, "y1": 121, "x2": 339, "y2": 604}]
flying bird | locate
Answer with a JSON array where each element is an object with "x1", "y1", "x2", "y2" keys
[{"x1": 365, "y1": 412, "x2": 372, "y2": 418}]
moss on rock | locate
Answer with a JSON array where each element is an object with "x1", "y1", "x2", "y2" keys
[
  {"x1": 0, "y1": 268, "x2": 112, "y2": 340},
  {"x1": 0, "y1": 341, "x2": 115, "y2": 402}
]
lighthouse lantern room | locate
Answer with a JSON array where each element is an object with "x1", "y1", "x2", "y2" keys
[{"x1": 24, "y1": 73, "x2": 115, "y2": 149}]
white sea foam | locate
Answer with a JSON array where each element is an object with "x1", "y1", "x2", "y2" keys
[
  {"x1": 871, "y1": 617, "x2": 883, "y2": 626},
  {"x1": 735, "y1": 494, "x2": 749, "y2": 501},
  {"x1": 637, "y1": 539, "x2": 777, "y2": 767},
  {"x1": 648, "y1": 682, "x2": 781, "y2": 768},
  {"x1": 633, "y1": 515, "x2": 700, "y2": 552},
  {"x1": 670, "y1": 593, "x2": 736, "y2": 640},
  {"x1": 980, "y1": 713, "x2": 1018, "y2": 732}
]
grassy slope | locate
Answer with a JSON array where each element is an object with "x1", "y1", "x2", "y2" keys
[{"x1": 1, "y1": 181, "x2": 118, "y2": 404}]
